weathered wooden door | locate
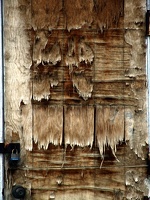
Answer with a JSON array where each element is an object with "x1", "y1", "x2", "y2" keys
[{"x1": 4, "y1": 0, "x2": 149, "y2": 199}]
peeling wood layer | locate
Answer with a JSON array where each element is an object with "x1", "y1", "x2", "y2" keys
[
  {"x1": 4, "y1": 0, "x2": 148, "y2": 199},
  {"x1": 31, "y1": 0, "x2": 123, "y2": 31},
  {"x1": 4, "y1": 0, "x2": 147, "y2": 153},
  {"x1": 64, "y1": 106, "x2": 94, "y2": 147},
  {"x1": 33, "y1": 105, "x2": 63, "y2": 149},
  {"x1": 96, "y1": 106, "x2": 125, "y2": 157}
]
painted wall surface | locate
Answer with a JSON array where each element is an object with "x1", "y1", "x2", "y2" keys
[{"x1": 4, "y1": 0, "x2": 149, "y2": 199}]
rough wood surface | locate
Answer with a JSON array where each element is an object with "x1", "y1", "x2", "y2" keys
[
  {"x1": 64, "y1": 106, "x2": 94, "y2": 147},
  {"x1": 4, "y1": 0, "x2": 148, "y2": 199},
  {"x1": 6, "y1": 144, "x2": 148, "y2": 200},
  {"x1": 33, "y1": 105, "x2": 63, "y2": 148},
  {"x1": 96, "y1": 106, "x2": 125, "y2": 157}
]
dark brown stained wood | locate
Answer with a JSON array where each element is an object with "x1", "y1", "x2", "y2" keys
[
  {"x1": 31, "y1": 0, "x2": 63, "y2": 30},
  {"x1": 64, "y1": 0, "x2": 94, "y2": 31},
  {"x1": 64, "y1": 0, "x2": 123, "y2": 31},
  {"x1": 7, "y1": 144, "x2": 148, "y2": 199},
  {"x1": 31, "y1": 0, "x2": 123, "y2": 31}
]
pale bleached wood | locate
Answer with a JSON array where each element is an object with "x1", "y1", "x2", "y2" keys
[
  {"x1": 21, "y1": 103, "x2": 33, "y2": 150},
  {"x1": 4, "y1": 0, "x2": 31, "y2": 139}
]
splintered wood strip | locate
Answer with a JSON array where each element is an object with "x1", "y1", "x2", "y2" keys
[
  {"x1": 108, "y1": 106, "x2": 124, "y2": 152},
  {"x1": 32, "y1": 30, "x2": 62, "y2": 66},
  {"x1": 72, "y1": 74, "x2": 93, "y2": 100},
  {"x1": 21, "y1": 103, "x2": 33, "y2": 150},
  {"x1": 33, "y1": 78, "x2": 50, "y2": 101},
  {"x1": 32, "y1": 31, "x2": 48, "y2": 65},
  {"x1": 125, "y1": 107, "x2": 134, "y2": 142},
  {"x1": 31, "y1": 0, "x2": 62, "y2": 30},
  {"x1": 96, "y1": 106, "x2": 109, "y2": 156},
  {"x1": 33, "y1": 105, "x2": 63, "y2": 149},
  {"x1": 42, "y1": 43, "x2": 62, "y2": 65},
  {"x1": 96, "y1": 106, "x2": 124, "y2": 156},
  {"x1": 64, "y1": 106, "x2": 94, "y2": 147}
]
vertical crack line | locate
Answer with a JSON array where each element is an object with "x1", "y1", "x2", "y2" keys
[
  {"x1": 61, "y1": 107, "x2": 66, "y2": 168},
  {"x1": 93, "y1": 105, "x2": 97, "y2": 148},
  {"x1": 30, "y1": 0, "x2": 34, "y2": 184},
  {"x1": 147, "y1": 38, "x2": 150, "y2": 154},
  {"x1": 0, "y1": 0, "x2": 4, "y2": 198},
  {"x1": 122, "y1": 0, "x2": 126, "y2": 197},
  {"x1": 62, "y1": 105, "x2": 65, "y2": 148},
  {"x1": 146, "y1": 0, "x2": 150, "y2": 155},
  {"x1": 61, "y1": 0, "x2": 66, "y2": 169}
]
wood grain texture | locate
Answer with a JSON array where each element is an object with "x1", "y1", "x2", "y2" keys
[
  {"x1": 96, "y1": 106, "x2": 124, "y2": 157},
  {"x1": 64, "y1": 106, "x2": 94, "y2": 147},
  {"x1": 6, "y1": 144, "x2": 148, "y2": 199},
  {"x1": 64, "y1": 0, "x2": 123, "y2": 31},
  {"x1": 4, "y1": 0, "x2": 32, "y2": 140},
  {"x1": 31, "y1": 0, "x2": 62, "y2": 30},
  {"x1": 4, "y1": 0, "x2": 148, "y2": 199},
  {"x1": 33, "y1": 105, "x2": 63, "y2": 149}
]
